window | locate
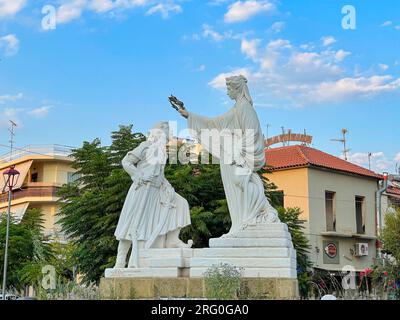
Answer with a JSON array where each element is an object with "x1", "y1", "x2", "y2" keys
[
  {"x1": 355, "y1": 196, "x2": 365, "y2": 234},
  {"x1": 31, "y1": 172, "x2": 38, "y2": 183},
  {"x1": 67, "y1": 172, "x2": 82, "y2": 183},
  {"x1": 325, "y1": 191, "x2": 336, "y2": 231}
]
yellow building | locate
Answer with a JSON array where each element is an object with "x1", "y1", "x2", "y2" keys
[
  {"x1": 0, "y1": 145, "x2": 76, "y2": 239},
  {"x1": 265, "y1": 145, "x2": 383, "y2": 273}
]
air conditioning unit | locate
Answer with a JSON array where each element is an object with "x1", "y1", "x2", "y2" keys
[{"x1": 354, "y1": 243, "x2": 369, "y2": 257}]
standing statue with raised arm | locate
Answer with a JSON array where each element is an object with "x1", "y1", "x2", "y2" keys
[
  {"x1": 174, "y1": 75, "x2": 280, "y2": 237},
  {"x1": 113, "y1": 122, "x2": 192, "y2": 269}
]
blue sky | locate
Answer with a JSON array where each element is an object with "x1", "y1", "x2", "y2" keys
[{"x1": 0, "y1": 0, "x2": 399, "y2": 173}]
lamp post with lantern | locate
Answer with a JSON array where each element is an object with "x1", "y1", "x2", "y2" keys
[{"x1": 1, "y1": 165, "x2": 20, "y2": 300}]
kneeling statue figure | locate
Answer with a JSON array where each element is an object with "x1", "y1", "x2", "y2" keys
[{"x1": 114, "y1": 122, "x2": 192, "y2": 268}]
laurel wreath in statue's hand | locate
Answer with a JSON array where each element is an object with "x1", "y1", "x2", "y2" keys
[{"x1": 168, "y1": 95, "x2": 185, "y2": 111}]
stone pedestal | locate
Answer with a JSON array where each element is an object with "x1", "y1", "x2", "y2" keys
[
  {"x1": 190, "y1": 223, "x2": 297, "y2": 278},
  {"x1": 102, "y1": 223, "x2": 298, "y2": 299},
  {"x1": 105, "y1": 248, "x2": 193, "y2": 278}
]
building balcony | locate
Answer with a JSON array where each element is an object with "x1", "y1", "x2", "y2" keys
[
  {"x1": 320, "y1": 231, "x2": 376, "y2": 240},
  {"x1": 0, "y1": 186, "x2": 61, "y2": 204}
]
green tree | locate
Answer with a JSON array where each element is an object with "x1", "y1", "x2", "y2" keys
[
  {"x1": 0, "y1": 208, "x2": 53, "y2": 291},
  {"x1": 277, "y1": 207, "x2": 311, "y2": 298},
  {"x1": 381, "y1": 208, "x2": 400, "y2": 261}
]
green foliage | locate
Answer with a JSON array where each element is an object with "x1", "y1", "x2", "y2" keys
[
  {"x1": 277, "y1": 207, "x2": 311, "y2": 298},
  {"x1": 277, "y1": 207, "x2": 311, "y2": 271},
  {"x1": 0, "y1": 209, "x2": 53, "y2": 291},
  {"x1": 377, "y1": 208, "x2": 400, "y2": 299},
  {"x1": 381, "y1": 208, "x2": 400, "y2": 262},
  {"x1": 204, "y1": 263, "x2": 243, "y2": 300}
]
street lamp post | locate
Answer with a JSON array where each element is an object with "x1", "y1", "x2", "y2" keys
[{"x1": 1, "y1": 165, "x2": 20, "y2": 301}]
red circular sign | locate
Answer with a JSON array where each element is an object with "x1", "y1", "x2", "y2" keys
[{"x1": 325, "y1": 243, "x2": 337, "y2": 258}]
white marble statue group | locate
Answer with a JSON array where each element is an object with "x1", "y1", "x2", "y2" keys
[{"x1": 113, "y1": 75, "x2": 282, "y2": 270}]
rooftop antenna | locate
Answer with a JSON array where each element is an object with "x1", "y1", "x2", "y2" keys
[
  {"x1": 331, "y1": 128, "x2": 350, "y2": 161},
  {"x1": 303, "y1": 129, "x2": 308, "y2": 146},
  {"x1": 8, "y1": 120, "x2": 17, "y2": 162},
  {"x1": 287, "y1": 129, "x2": 292, "y2": 146},
  {"x1": 368, "y1": 152, "x2": 372, "y2": 170}
]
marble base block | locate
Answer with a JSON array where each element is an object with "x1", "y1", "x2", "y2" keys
[
  {"x1": 190, "y1": 223, "x2": 297, "y2": 279},
  {"x1": 105, "y1": 248, "x2": 193, "y2": 278}
]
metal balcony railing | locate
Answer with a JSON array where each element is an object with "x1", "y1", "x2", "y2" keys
[
  {"x1": 0, "y1": 186, "x2": 60, "y2": 203},
  {"x1": 0, "y1": 144, "x2": 74, "y2": 163}
]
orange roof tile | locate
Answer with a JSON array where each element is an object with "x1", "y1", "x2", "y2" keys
[
  {"x1": 265, "y1": 145, "x2": 382, "y2": 180},
  {"x1": 387, "y1": 186, "x2": 400, "y2": 196}
]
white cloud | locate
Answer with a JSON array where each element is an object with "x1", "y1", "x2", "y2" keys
[
  {"x1": 28, "y1": 106, "x2": 53, "y2": 118},
  {"x1": 241, "y1": 38, "x2": 260, "y2": 60},
  {"x1": 209, "y1": 68, "x2": 251, "y2": 89},
  {"x1": 55, "y1": 0, "x2": 183, "y2": 24},
  {"x1": 0, "y1": 92, "x2": 23, "y2": 104},
  {"x1": 207, "y1": 34, "x2": 400, "y2": 107},
  {"x1": 395, "y1": 25, "x2": 400, "y2": 30},
  {"x1": 335, "y1": 49, "x2": 350, "y2": 61},
  {"x1": 0, "y1": 108, "x2": 23, "y2": 128},
  {"x1": 0, "y1": 0, "x2": 26, "y2": 18},
  {"x1": 309, "y1": 76, "x2": 400, "y2": 103},
  {"x1": 0, "y1": 34, "x2": 20, "y2": 56},
  {"x1": 146, "y1": 3, "x2": 182, "y2": 19},
  {"x1": 321, "y1": 36, "x2": 337, "y2": 47},
  {"x1": 196, "y1": 64, "x2": 206, "y2": 72},
  {"x1": 267, "y1": 38, "x2": 291, "y2": 50},
  {"x1": 395, "y1": 153, "x2": 400, "y2": 162},
  {"x1": 89, "y1": 0, "x2": 114, "y2": 13},
  {"x1": 57, "y1": 0, "x2": 86, "y2": 24},
  {"x1": 348, "y1": 152, "x2": 393, "y2": 172},
  {"x1": 379, "y1": 63, "x2": 389, "y2": 71},
  {"x1": 224, "y1": 0, "x2": 275, "y2": 24},
  {"x1": 202, "y1": 24, "x2": 225, "y2": 42},
  {"x1": 269, "y1": 21, "x2": 285, "y2": 33},
  {"x1": 381, "y1": 21, "x2": 392, "y2": 27}
]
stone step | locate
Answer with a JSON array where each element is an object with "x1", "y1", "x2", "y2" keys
[
  {"x1": 209, "y1": 237, "x2": 294, "y2": 248},
  {"x1": 139, "y1": 248, "x2": 194, "y2": 258},
  {"x1": 189, "y1": 257, "x2": 296, "y2": 269},
  {"x1": 139, "y1": 257, "x2": 189, "y2": 268},
  {"x1": 229, "y1": 230, "x2": 292, "y2": 239},
  {"x1": 239, "y1": 223, "x2": 289, "y2": 232},
  {"x1": 105, "y1": 268, "x2": 179, "y2": 278},
  {"x1": 192, "y1": 247, "x2": 296, "y2": 258},
  {"x1": 190, "y1": 267, "x2": 297, "y2": 279}
]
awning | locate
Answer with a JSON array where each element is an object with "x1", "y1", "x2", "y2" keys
[
  {"x1": 0, "y1": 160, "x2": 33, "y2": 192},
  {"x1": 0, "y1": 202, "x2": 29, "y2": 223}
]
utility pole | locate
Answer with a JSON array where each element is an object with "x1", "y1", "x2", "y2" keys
[
  {"x1": 2, "y1": 120, "x2": 20, "y2": 300},
  {"x1": 331, "y1": 128, "x2": 350, "y2": 161},
  {"x1": 368, "y1": 152, "x2": 372, "y2": 170},
  {"x1": 281, "y1": 127, "x2": 286, "y2": 146},
  {"x1": 8, "y1": 120, "x2": 17, "y2": 161}
]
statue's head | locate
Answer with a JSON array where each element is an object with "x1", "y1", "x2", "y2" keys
[
  {"x1": 148, "y1": 121, "x2": 170, "y2": 143},
  {"x1": 226, "y1": 75, "x2": 253, "y2": 105}
]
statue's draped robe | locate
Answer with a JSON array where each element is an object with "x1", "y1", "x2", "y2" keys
[
  {"x1": 114, "y1": 141, "x2": 191, "y2": 248},
  {"x1": 188, "y1": 97, "x2": 278, "y2": 234}
]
